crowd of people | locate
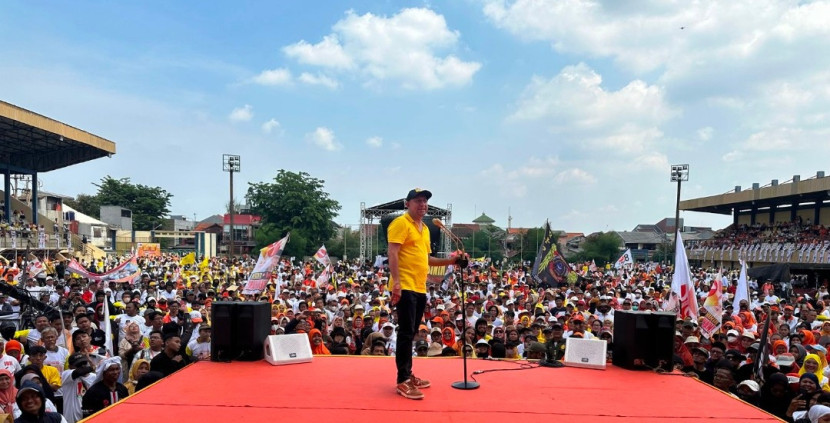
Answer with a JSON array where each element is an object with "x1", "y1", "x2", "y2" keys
[
  {"x1": 0, "y1": 227, "x2": 827, "y2": 420},
  {"x1": 690, "y1": 221, "x2": 830, "y2": 264}
]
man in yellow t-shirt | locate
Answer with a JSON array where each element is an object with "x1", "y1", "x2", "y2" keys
[{"x1": 388, "y1": 188, "x2": 465, "y2": 400}]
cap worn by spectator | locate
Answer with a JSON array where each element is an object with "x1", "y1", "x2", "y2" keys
[
  {"x1": 415, "y1": 340, "x2": 429, "y2": 351},
  {"x1": 776, "y1": 353, "x2": 795, "y2": 367},
  {"x1": 737, "y1": 380, "x2": 760, "y2": 393},
  {"x1": 692, "y1": 346, "x2": 709, "y2": 357},
  {"x1": 406, "y1": 188, "x2": 432, "y2": 201}
]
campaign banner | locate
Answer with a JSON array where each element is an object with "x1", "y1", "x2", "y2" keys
[
  {"x1": 137, "y1": 243, "x2": 162, "y2": 258},
  {"x1": 243, "y1": 234, "x2": 289, "y2": 295},
  {"x1": 699, "y1": 274, "x2": 724, "y2": 339},
  {"x1": 67, "y1": 255, "x2": 141, "y2": 284}
]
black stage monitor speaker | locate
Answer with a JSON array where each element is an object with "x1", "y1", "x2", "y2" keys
[
  {"x1": 211, "y1": 302, "x2": 271, "y2": 362},
  {"x1": 211, "y1": 302, "x2": 235, "y2": 362},
  {"x1": 612, "y1": 310, "x2": 675, "y2": 372}
]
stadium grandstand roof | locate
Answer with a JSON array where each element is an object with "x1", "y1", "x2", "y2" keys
[
  {"x1": 680, "y1": 172, "x2": 830, "y2": 215},
  {"x1": 615, "y1": 231, "x2": 665, "y2": 245},
  {"x1": 0, "y1": 100, "x2": 116, "y2": 172}
]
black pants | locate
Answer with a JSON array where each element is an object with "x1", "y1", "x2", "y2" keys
[{"x1": 395, "y1": 290, "x2": 426, "y2": 383}]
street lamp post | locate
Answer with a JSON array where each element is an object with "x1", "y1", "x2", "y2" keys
[
  {"x1": 670, "y1": 164, "x2": 690, "y2": 245},
  {"x1": 223, "y1": 154, "x2": 241, "y2": 259}
]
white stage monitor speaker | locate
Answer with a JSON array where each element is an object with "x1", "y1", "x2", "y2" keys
[
  {"x1": 264, "y1": 334, "x2": 313, "y2": 366},
  {"x1": 563, "y1": 338, "x2": 608, "y2": 370}
]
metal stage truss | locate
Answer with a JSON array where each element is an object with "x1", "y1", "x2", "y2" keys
[{"x1": 359, "y1": 200, "x2": 452, "y2": 261}]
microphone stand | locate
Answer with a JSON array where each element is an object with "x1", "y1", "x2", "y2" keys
[
  {"x1": 452, "y1": 266, "x2": 479, "y2": 390},
  {"x1": 431, "y1": 219, "x2": 478, "y2": 390}
]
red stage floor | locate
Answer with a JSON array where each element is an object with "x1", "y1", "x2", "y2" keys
[{"x1": 83, "y1": 356, "x2": 781, "y2": 422}]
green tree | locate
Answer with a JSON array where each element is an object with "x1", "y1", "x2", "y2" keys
[
  {"x1": 461, "y1": 226, "x2": 506, "y2": 262},
  {"x1": 67, "y1": 177, "x2": 172, "y2": 229},
  {"x1": 325, "y1": 225, "x2": 361, "y2": 261},
  {"x1": 64, "y1": 193, "x2": 102, "y2": 218},
  {"x1": 574, "y1": 232, "x2": 623, "y2": 265},
  {"x1": 246, "y1": 170, "x2": 341, "y2": 257},
  {"x1": 93, "y1": 177, "x2": 172, "y2": 230}
]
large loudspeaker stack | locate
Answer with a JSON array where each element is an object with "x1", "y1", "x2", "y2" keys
[
  {"x1": 612, "y1": 310, "x2": 675, "y2": 372},
  {"x1": 211, "y1": 302, "x2": 271, "y2": 362}
]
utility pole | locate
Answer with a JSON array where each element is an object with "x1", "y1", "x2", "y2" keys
[{"x1": 223, "y1": 154, "x2": 241, "y2": 259}]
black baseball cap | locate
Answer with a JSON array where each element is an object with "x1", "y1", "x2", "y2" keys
[{"x1": 406, "y1": 188, "x2": 432, "y2": 201}]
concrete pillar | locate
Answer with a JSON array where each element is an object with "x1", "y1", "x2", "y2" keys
[
  {"x1": 3, "y1": 169, "x2": 10, "y2": 223},
  {"x1": 31, "y1": 172, "x2": 38, "y2": 225}
]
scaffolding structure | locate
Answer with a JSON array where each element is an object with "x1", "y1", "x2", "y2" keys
[{"x1": 359, "y1": 199, "x2": 452, "y2": 261}]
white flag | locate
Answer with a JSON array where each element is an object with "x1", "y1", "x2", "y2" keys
[
  {"x1": 102, "y1": 290, "x2": 114, "y2": 357},
  {"x1": 614, "y1": 249, "x2": 634, "y2": 269},
  {"x1": 314, "y1": 245, "x2": 331, "y2": 267},
  {"x1": 670, "y1": 232, "x2": 698, "y2": 320},
  {"x1": 732, "y1": 260, "x2": 750, "y2": 316}
]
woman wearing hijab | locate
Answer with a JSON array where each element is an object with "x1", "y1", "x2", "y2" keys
[
  {"x1": 308, "y1": 329, "x2": 330, "y2": 355},
  {"x1": 800, "y1": 354, "x2": 830, "y2": 391},
  {"x1": 794, "y1": 344, "x2": 809, "y2": 367},
  {"x1": 0, "y1": 369, "x2": 17, "y2": 417},
  {"x1": 118, "y1": 322, "x2": 147, "y2": 373},
  {"x1": 808, "y1": 404, "x2": 830, "y2": 423},
  {"x1": 760, "y1": 372, "x2": 795, "y2": 420},
  {"x1": 441, "y1": 327, "x2": 456, "y2": 349},
  {"x1": 773, "y1": 340, "x2": 790, "y2": 356},
  {"x1": 124, "y1": 359, "x2": 150, "y2": 395}
]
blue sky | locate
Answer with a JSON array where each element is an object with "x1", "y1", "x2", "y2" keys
[{"x1": 2, "y1": 1, "x2": 829, "y2": 233}]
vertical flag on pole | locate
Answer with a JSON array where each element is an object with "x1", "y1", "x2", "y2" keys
[
  {"x1": 531, "y1": 222, "x2": 570, "y2": 287},
  {"x1": 670, "y1": 231, "x2": 698, "y2": 320},
  {"x1": 733, "y1": 260, "x2": 750, "y2": 316}
]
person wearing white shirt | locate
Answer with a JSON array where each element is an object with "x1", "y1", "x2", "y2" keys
[{"x1": 0, "y1": 339, "x2": 21, "y2": 374}]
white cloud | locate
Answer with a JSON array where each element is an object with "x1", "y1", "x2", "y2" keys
[
  {"x1": 283, "y1": 8, "x2": 481, "y2": 89},
  {"x1": 554, "y1": 168, "x2": 596, "y2": 185},
  {"x1": 697, "y1": 126, "x2": 714, "y2": 141},
  {"x1": 261, "y1": 118, "x2": 281, "y2": 134},
  {"x1": 483, "y1": 1, "x2": 830, "y2": 77},
  {"x1": 511, "y1": 64, "x2": 675, "y2": 127},
  {"x1": 283, "y1": 35, "x2": 355, "y2": 70},
  {"x1": 228, "y1": 105, "x2": 253, "y2": 122},
  {"x1": 306, "y1": 127, "x2": 342, "y2": 151},
  {"x1": 722, "y1": 150, "x2": 743, "y2": 162},
  {"x1": 251, "y1": 68, "x2": 292, "y2": 86},
  {"x1": 631, "y1": 152, "x2": 669, "y2": 172},
  {"x1": 510, "y1": 63, "x2": 675, "y2": 155},
  {"x1": 366, "y1": 136, "x2": 383, "y2": 148},
  {"x1": 298, "y1": 72, "x2": 339, "y2": 89}
]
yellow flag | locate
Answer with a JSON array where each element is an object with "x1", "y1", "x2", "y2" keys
[{"x1": 180, "y1": 252, "x2": 196, "y2": 266}]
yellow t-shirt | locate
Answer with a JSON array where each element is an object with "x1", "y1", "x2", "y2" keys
[
  {"x1": 387, "y1": 213, "x2": 431, "y2": 294},
  {"x1": 38, "y1": 363, "x2": 62, "y2": 389}
]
